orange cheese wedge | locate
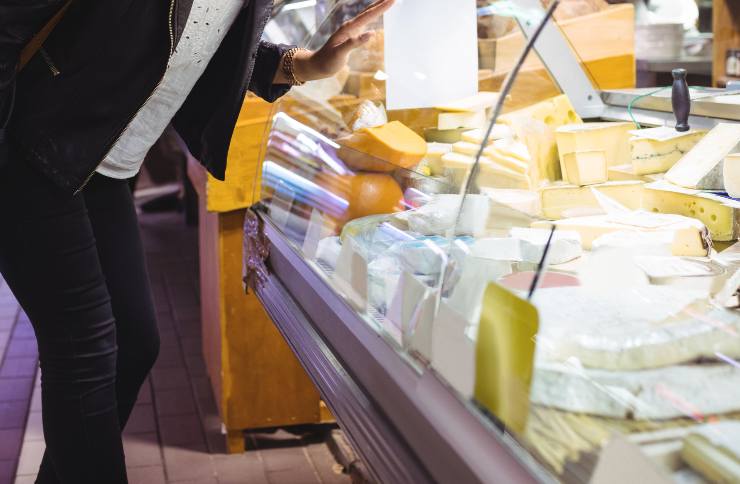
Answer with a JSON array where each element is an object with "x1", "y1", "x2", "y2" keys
[{"x1": 338, "y1": 121, "x2": 427, "y2": 172}]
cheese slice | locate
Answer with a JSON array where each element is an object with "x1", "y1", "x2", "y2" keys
[
  {"x1": 461, "y1": 125, "x2": 513, "y2": 145},
  {"x1": 608, "y1": 163, "x2": 664, "y2": 182},
  {"x1": 561, "y1": 150, "x2": 608, "y2": 186},
  {"x1": 438, "y1": 111, "x2": 486, "y2": 130},
  {"x1": 476, "y1": 160, "x2": 532, "y2": 190},
  {"x1": 452, "y1": 141, "x2": 484, "y2": 157},
  {"x1": 682, "y1": 423, "x2": 740, "y2": 484},
  {"x1": 424, "y1": 142, "x2": 453, "y2": 176},
  {"x1": 532, "y1": 211, "x2": 710, "y2": 256},
  {"x1": 435, "y1": 91, "x2": 499, "y2": 113},
  {"x1": 666, "y1": 123, "x2": 740, "y2": 190},
  {"x1": 491, "y1": 138, "x2": 530, "y2": 162},
  {"x1": 483, "y1": 147, "x2": 530, "y2": 175},
  {"x1": 555, "y1": 122, "x2": 634, "y2": 175},
  {"x1": 398, "y1": 194, "x2": 490, "y2": 236},
  {"x1": 540, "y1": 181, "x2": 644, "y2": 219},
  {"x1": 338, "y1": 121, "x2": 427, "y2": 172},
  {"x1": 440, "y1": 151, "x2": 480, "y2": 188},
  {"x1": 723, "y1": 152, "x2": 740, "y2": 198},
  {"x1": 629, "y1": 127, "x2": 706, "y2": 175},
  {"x1": 480, "y1": 188, "x2": 541, "y2": 217},
  {"x1": 642, "y1": 181, "x2": 740, "y2": 241}
]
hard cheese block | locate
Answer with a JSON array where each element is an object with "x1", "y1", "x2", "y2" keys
[
  {"x1": 532, "y1": 362, "x2": 740, "y2": 420},
  {"x1": 642, "y1": 181, "x2": 740, "y2": 241},
  {"x1": 560, "y1": 150, "x2": 608, "y2": 186},
  {"x1": 630, "y1": 127, "x2": 706, "y2": 175},
  {"x1": 435, "y1": 91, "x2": 499, "y2": 113},
  {"x1": 423, "y1": 142, "x2": 453, "y2": 176},
  {"x1": 532, "y1": 211, "x2": 710, "y2": 256},
  {"x1": 608, "y1": 163, "x2": 664, "y2": 183},
  {"x1": 724, "y1": 152, "x2": 740, "y2": 199},
  {"x1": 555, "y1": 122, "x2": 634, "y2": 182},
  {"x1": 338, "y1": 121, "x2": 427, "y2": 172},
  {"x1": 682, "y1": 422, "x2": 740, "y2": 483},
  {"x1": 540, "y1": 181, "x2": 644, "y2": 219},
  {"x1": 499, "y1": 94, "x2": 582, "y2": 128},
  {"x1": 461, "y1": 125, "x2": 513, "y2": 145},
  {"x1": 666, "y1": 123, "x2": 740, "y2": 190},
  {"x1": 438, "y1": 111, "x2": 486, "y2": 130},
  {"x1": 396, "y1": 194, "x2": 491, "y2": 236}
]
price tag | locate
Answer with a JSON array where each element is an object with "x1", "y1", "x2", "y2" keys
[
  {"x1": 590, "y1": 435, "x2": 672, "y2": 484},
  {"x1": 302, "y1": 209, "x2": 332, "y2": 260},
  {"x1": 332, "y1": 240, "x2": 368, "y2": 313}
]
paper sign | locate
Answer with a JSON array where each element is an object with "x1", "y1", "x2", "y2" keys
[
  {"x1": 332, "y1": 240, "x2": 368, "y2": 313},
  {"x1": 590, "y1": 435, "x2": 672, "y2": 484},
  {"x1": 431, "y1": 301, "x2": 476, "y2": 399},
  {"x1": 475, "y1": 283, "x2": 538, "y2": 435},
  {"x1": 383, "y1": 0, "x2": 478, "y2": 110},
  {"x1": 302, "y1": 209, "x2": 332, "y2": 260}
]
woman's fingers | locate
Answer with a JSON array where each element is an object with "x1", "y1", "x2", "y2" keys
[{"x1": 335, "y1": 31, "x2": 375, "y2": 57}]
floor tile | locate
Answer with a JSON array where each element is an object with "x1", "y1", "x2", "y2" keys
[
  {"x1": 179, "y1": 337, "x2": 202, "y2": 357},
  {"x1": 123, "y1": 433, "x2": 163, "y2": 468},
  {"x1": 260, "y1": 446, "x2": 316, "y2": 475},
  {"x1": 0, "y1": 402, "x2": 28, "y2": 430},
  {"x1": 16, "y1": 441, "x2": 44, "y2": 476},
  {"x1": 157, "y1": 414, "x2": 204, "y2": 446},
  {"x1": 0, "y1": 358, "x2": 37, "y2": 379},
  {"x1": 29, "y1": 389, "x2": 41, "y2": 412},
  {"x1": 154, "y1": 388, "x2": 197, "y2": 417},
  {"x1": 23, "y1": 412, "x2": 43, "y2": 443},
  {"x1": 0, "y1": 460, "x2": 15, "y2": 484},
  {"x1": 211, "y1": 453, "x2": 269, "y2": 484},
  {"x1": 13, "y1": 475, "x2": 35, "y2": 484},
  {"x1": 0, "y1": 428, "x2": 24, "y2": 460},
  {"x1": 266, "y1": 468, "x2": 319, "y2": 484},
  {"x1": 3, "y1": 340, "x2": 37, "y2": 359},
  {"x1": 123, "y1": 404, "x2": 157, "y2": 436},
  {"x1": 151, "y1": 367, "x2": 191, "y2": 391},
  {"x1": 154, "y1": 342, "x2": 185, "y2": 369},
  {"x1": 162, "y1": 442, "x2": 214, "y2": 482},
  {"x1": 127, "y1": 465, "x2": 167, "y2": 484},
  {"x1": 0, "y1": 378, "x2": 34, "y2": 402},
  {"x1": 305, "y1": 443, "x2": 349, "y2": 484}
]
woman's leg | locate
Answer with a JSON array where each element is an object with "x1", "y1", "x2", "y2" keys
[
  {"x1": 82, "y1": 174, "x2": 160, "y2": 426},
  {"x1": 0, "y1": 161, "x2": 127, "y2": 483}
]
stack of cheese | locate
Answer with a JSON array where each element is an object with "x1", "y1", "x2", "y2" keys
[{"x1": 423, "y1": 92, "x2": 500, "y2": 144}]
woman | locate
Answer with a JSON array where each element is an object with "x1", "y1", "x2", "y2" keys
[{"x1": 0, "y1": 0, "x2": 393, "y2": 482}]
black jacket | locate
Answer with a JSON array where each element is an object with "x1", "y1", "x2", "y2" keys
[{"x1": 1, "y1": 0, "x2": 291, "y2": 194}]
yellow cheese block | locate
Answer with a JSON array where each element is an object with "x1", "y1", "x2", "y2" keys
[
  {"x1": 424, "y1": 127, "x2": 467, "y2": 143},
  {"x1": 435, "y1": 91, "x2": 499, "y2": 113},
  {"x1": 630, "y1": 128, "x2": 706, "y2": 175},
  {"x1": 642, "y1": 182, "x2": 740, "y2": 241},
  {"x1": 440, "y1": 152, "x2": 481, "y2": 189},
  {"x1": 460, "y1": 125, "x2": 513, "y2": 145},
  {"x1": 560, "y1": 150, "x2": 608, "y2": 186},
  {"x1": 338, "y1": 121, "x2": 427, "y2": 172},
  {"x1": 608, "y1": 164, "x2": 664, "y2": 183},
  {"x1": 424, "y1": 142, "x2": 453, "y2": 176},
  {"x1": 499, "y1": 94, "x2": 582, "y2": 129},
  {"x1": 532, "y1": 212, "x2": 710, "y2": 256},
  {"x1": 476, "y1": 161, "x2": 532, "y2": 190},
  {"x1": 540, "y1": 181, "x2": 644, "y2": 219},
  {"x1": 452, "y1": 141, "x2": 484, "y2": 156},
  {"x1": 438, "y1": 111, "x2": 486, "y2": 130},
  {"x1": 555, "y1": 122, "x2": 634, "y2": 184},
  {"x1": 483, "y1": 146, "x2": 530, "y2": 174}
]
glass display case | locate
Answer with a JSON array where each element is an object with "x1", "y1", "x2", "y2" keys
[{"x1": 247, "y1": 1, "x2": 740, "y2": 483}]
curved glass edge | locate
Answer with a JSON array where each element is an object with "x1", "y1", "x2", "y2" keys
[{"x1": 253, "y1": 2, "x2": 740, "y2": 484}]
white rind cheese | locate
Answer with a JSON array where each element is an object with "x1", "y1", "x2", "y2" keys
[
  {"x1": 682, "y1": 422, "x2": 740, "y2": 483},
  {"x1": 666, "y1": 123, "x2": 740, "y2": 190},
  {"x1": 724, "y1": 153, "x2": 740, "y2": 199},
  {"x1": 629, "y1": 127, "x2": 706, "y2": 175},
  {"x1": 533, "y1": 286, "x2": 739, "y2": 370},
  {"x1": 396, "y1": 194, "x2": 490, "y2": 236},
  {"x1": 531, "y1": 362, "x2": 740, "y2": 420},
  {"x1": 608, "y1": 163, "x2": 664, "y2": 182},
  {"x1": 540, "y1": 181, "x2": 644, "y2": 219}
]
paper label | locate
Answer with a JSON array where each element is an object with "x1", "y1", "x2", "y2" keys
[{"x1": 383, "y1": 0, "x2": 478, "y2": 110}]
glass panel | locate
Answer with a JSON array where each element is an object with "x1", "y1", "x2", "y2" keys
[{"x1": 257, "y1": 1, "x2": 740, "y2": 483}]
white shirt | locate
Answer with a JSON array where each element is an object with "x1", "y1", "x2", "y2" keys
[{"x1": 97, "y1": 0, "x2": 244, "y2": 179}]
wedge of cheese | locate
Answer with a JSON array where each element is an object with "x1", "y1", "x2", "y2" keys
[
  {"x1": 439, "y1": 152, "x2": 480, "y2": 189},
  {"x1": 461, "y1": 125, "x2": 513, "y2": 145},
  {"x1": 540, "y1": 181, "x2": 644, "y2": 219},
  {"x1": 483, "y1": 145, "x2": 530, "y2": 175},
  {"x1": 666, "y1": 123, "x2": 740, "y2": 190},
  {"x1": 499, "y1": 94, "x2": 581, "y2": 128},
  {"x1": 476, "y1": 160, "x2": 532, "y2": 190},
  {"x1": 555, "y1": 122, "x2": 634, "y2": 176},
  {"x1": 338, "y1": 121, "x2": 427, "y2": 172},
  {"x1": 608, "y1": 163, "x2": 664, "y2": 183},
  {"x1": 560, "y1": 150, "x2": 608, "y2": 186},
  {"x1": 642, "y1": 181, "x2": 740, "y2": 241},
  {"x1": 724, "y1": 152, "x2": 740, "y2": 198},
  {"x1": 452, "y1": 141, "x2": 484, "y2": 157},
  {"x1": 480, "y1": 188, "x2": 541, "y2": 217},
  {"x1": 438, "y1": 111, "x2": 486, "y2": 130},
  {"x1": 532, "y1": 211, "x2": 710, "y2": 256},
  {"x1": 682, "y1": 422, "x2": 740, "y2": 483},
  {"x1": 629, "y1": 127, "x2": 706, "y2": 175},
  {"x1": 435, "y1": 91, "x2": 499, "y2": 113}
]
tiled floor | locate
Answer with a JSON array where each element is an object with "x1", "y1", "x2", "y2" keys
[{"x1": 0, "y1": 209, "x2": 351, "y2": 484}]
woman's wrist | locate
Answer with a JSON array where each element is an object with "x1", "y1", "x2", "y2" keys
[{"x1": 274, "y1": 48, "x2": 318, "y2": 85}]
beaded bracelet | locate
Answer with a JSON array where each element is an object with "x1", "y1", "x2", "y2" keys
[{"x1": 282, "y1": 47, "x2": 307, "y2": 86}]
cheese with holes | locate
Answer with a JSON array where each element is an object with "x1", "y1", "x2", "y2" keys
[
  {"x1": 666, "y1": 123, "x2": 740, "y2": 190},
  {"x1": 438, "y1": 111, "x2": 486, "y2": 130},
  {"x1": 555, "y1": 122, "x2": 634, "y2": 178},
  {"x1": 561, "y1": 150, "x2": 608, "y2": 186},
  {"x1": 532, "y1": 211, "x2": 710, "y2": 256},
  {"x1": 682, "y1": 423, "x2": 740, "y2": 483},
  {"x1": 435, "y1": 91, "x2": 499, "y2": 113},
  {"x1": 461, "y1": 125, "x2": 513, "y2": 145},
  {"x1": 499, "y1": 94, "x2": 581, "y2": 128},
  {"x1": 338, "y1": 121, "x2": 426, "y2": 172},
  {"x1": 540, "y1": 181, "x2": 644, "y2": 219},
  {"x1": 630, "y1": 127, "x2": 706, "y2": 175},
  {"x1": 608, "y1": 163, "x2": 664, "y2": 182},
  {"x1": 724, "y1": 153, "x2": 740, "y2": 198},
  {"x1": 642, "y1": 181, "x2": 740, "y2": 241}
]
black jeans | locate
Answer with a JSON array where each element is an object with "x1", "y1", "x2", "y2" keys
[{"x1": 0, "y1": 155, "x2": 160, "y2": 483}]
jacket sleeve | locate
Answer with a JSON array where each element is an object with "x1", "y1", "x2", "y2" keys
[
  {"x1": 248, "y1": 41, "x2": 294, "y2": 103},
  {"x1": 1, "y1": 1, "x2": 68, "y2": 123}
]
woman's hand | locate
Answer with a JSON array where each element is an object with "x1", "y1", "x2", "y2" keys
[{"x1": 275, "y1": 0, "x2": 395, "y2": 84}]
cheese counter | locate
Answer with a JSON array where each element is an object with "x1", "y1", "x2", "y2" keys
[{"x1": 243, "y1": 1, "x2": 740, "y2": 482}]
